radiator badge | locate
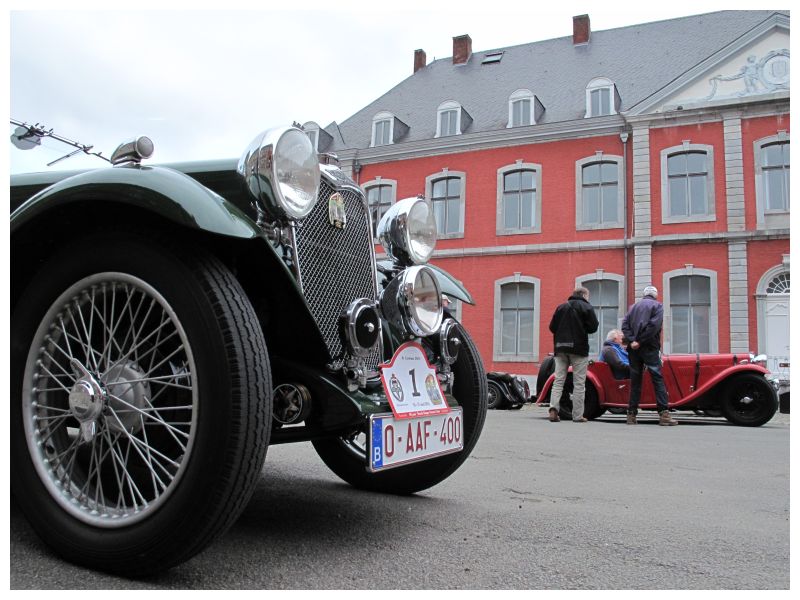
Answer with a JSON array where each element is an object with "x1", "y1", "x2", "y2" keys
[{"x1": 328, "y1": 192, "x2": 347, "y2": 229}]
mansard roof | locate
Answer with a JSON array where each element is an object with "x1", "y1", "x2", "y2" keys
[{"x1": 323, "y1": 10, "x2": 785, "y2": 152}]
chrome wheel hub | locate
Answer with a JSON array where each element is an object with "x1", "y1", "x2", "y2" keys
[{"x1": 23, "y1": 274, "x2": 198, "y2": 528}]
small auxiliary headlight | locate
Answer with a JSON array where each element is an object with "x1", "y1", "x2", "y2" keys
[
  {"x1": 380, "y1": 265, "x2": 443, "y2": 338},
  {"x1": 377, "y1": 197, "x2": 437, "y2": 266}
]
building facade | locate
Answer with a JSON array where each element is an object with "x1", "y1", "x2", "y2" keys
[{"x1": 307, "y1": 11, "x2": 790, "y2": 386}]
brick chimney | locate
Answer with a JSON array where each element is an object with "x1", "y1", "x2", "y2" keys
[
  {"x1": 573, "y1": 14, "x2": 590, "y2": 45},
  {"x1": 414, "y1": 49, "x2": 427, "y2": 73},
  {"x1": 453, "y1": 34, "x2": 472, "y2": 65}
]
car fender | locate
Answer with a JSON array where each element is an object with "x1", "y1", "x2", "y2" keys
[
  {"x1": 425, "y1": 263, "x2": 475, "y2": 305},
  {"x1": 676, "y1": 364, "x2": 771, "y2": 406},
  {"x1": 11, "y1": 164, "x2": 264, "y2": 240},
  {"x1": 486, "y1": 374, "x2": 511, "y2": 399},
  {"x1": 534, "y1": 367, "x2": 606, "y2": 405}
]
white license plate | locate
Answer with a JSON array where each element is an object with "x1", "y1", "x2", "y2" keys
[{"x1": 368, "y1": 408, "x2": 463, "y2": 472}]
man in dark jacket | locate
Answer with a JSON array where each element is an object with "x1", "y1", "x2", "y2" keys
[
  {"x1": 547, "y1": 287, "x2": 599, "y2": 422},
  {"x1": 621, "y1": 285, "x2": 678, "y2": 426}
]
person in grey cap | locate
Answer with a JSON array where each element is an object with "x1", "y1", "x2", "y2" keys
[{"x1": 621, "y1": 285, "x2": 678, "y2": 426}]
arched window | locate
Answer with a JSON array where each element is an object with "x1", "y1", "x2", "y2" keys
[
  {"x1": 371, "y1": 111, "x2": 394, "y2": 147},
  {"x1": 585, "y1": 77, "x2": 617, "y2": 118},
  {"x1": 575, "y1": 155, "x2": 623, "y2": 229},
  {"x1": 754, "y1": 134, "x2": 790, "y2": 228},
  {"x1": 660, "y1": 144, "x2": 716, "y2": 223},
  {"x1": 493, "y1": 275, "x2": 541, "y2": 362},
  {"x1": 576, "y1": 273, "x2": 625, "y2": 357},
  {"x1": 663, "y1": 268, "x2": 718, "y2": 353},
  {"x1": 425, "y1": 170, "x2": 466, "y2": 238},
  {"x1": 496, "y1": 162, "x2": 542, "y2": 234},
  {"x1": 362, "y1": 177, "x2": 397, "y2": 237},
  {"x1": 767, "y1": 272, "x2": 790, "y2": 294},
  {"x1": 508, "y1": 89, "x2": 535, "y2": 127},
  {"x1": 436, "y1": 101, "x2": 462, "y2": 137}
]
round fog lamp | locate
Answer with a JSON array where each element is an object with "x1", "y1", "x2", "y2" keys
[{"x1": 403, "y1": 266, "x2": 443, "y2": 336}]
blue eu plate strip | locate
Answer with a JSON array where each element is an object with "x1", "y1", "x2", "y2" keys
[{"x1": 371, "y1": 417, "x2": 383, "y2": 469}]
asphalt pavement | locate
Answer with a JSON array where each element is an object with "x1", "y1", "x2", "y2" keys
[{"x1": 10, "y1": 405, "x2": 790, "y2": 589}]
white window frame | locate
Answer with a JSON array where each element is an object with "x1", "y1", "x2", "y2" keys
[
  {"x1": 575, "y1": 154, "x2": 624, "y2": 230},
  {"x1": 575, "y1": 272, "x2": 625, "y2": 358},
  {"x1": 660, "y1": 143, "x2": 716, "y2": 224},
  {"x1": 371, "y1": 111, "x2": 394, "y2": 147},
  {"x1": 303, "y1": 121, "x2": 320, "y2": 151},
  {"x1": 584, "y1": 77, "x2": 616, "y2": 118},
  {"x1": 496, "y1": 161, "x2": 542, "y2": 235},
  {"x1": 362, "y1": 177, "x2": 397, "y2": 238},
  {"x1": 436, "y1": 101, "x2": 462, "y2": 138},
  {"x1": 754, "y1": 132, "x2": 790, "y2": 229},
  {"x1": 493, "y1": 274, "x2": 541, "y2": 362},
  {"x1": 425, "y1": 169, "x2": 466, "y2": 239},
  {"x1": 662, "y1": 267, "x2": 719, "y2": 354},
  {"x1": 507, "y1": 89, "x2": 535, "y2": 128}
]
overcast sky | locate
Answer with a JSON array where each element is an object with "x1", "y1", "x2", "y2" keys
[{"x1": 8, "y1": 1, "x2": 755, "y2": 174}]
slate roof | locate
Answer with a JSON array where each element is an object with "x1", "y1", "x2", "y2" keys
[{"x1": 326, "y1": 10, "x2": 785, "y2": 152}]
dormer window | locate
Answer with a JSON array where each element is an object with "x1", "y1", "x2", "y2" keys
[
  {"x1": 371, "y1": 112, "x2": 394, "y2": 147},
  {"x1": 585, "y1": 77, "x2": 619, "y2": 118},
  {"x1": 301, "y1": 121, "x2": 332, "y2": 153},
  {"x1": 507, "y1": 89, "x2": 542, "y2": 128},
  {"x1": 435, "y1": 101, "x2": 473, "y2": 138},
  {"x1": 370, "y1": 111, "x2": 409, "y2": 147}
]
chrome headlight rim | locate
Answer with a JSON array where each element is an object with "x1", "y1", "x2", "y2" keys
[
  {"x1": 238, "y1": 125, "x2": 321, "y2": 221},
  {"x1": 400, "y1": 265, "x2": 443, "y2": 337},
  {"x1": 377, "y1": 197, "x2": 437, "y2": 266}
]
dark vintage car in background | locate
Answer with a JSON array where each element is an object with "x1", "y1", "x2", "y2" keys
[
  {"x1": 536, "y1": 352, "x2": 778, "y2": 426},
  {"x1": 10, "y1": 126, "x2": 488, "y2": 576},
  {"x1": 486, "y1": 371, "x2": 530, "y2": 410}
]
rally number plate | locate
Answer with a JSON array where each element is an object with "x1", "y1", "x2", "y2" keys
[{"x1": 368, "y1": 407, "x2": 464, "y2": 472}]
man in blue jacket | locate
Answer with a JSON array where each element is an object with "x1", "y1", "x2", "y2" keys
[
  {"x1": 621, "y1": 286, "x2": 678, "y2": 426},
  {"x1": 548, "y1": 287, "x2": 599, "y2": 422}
]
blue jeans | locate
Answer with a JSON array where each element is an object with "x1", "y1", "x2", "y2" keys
[{"x1": 628, "y1": 347, "x2": 668, "y2": 413}]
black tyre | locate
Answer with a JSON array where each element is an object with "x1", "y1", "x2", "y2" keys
[
  {"x1": 11, "y1": 235, "x2": 271, "y2": 576},
  {"x1": 536, "y1": 356, "x2": 555, "y2": 399},
  {"x1": 487, "y1": 381, "x2": 506, "y2": 410},
  {"x1": 555, "y1": 378, "x2": 602, "y2": 420},
  {"x1": 312, "y1": 322, "x2": 487, "y2": 495},
  {"x1": 721, "y1": 373, "x2": 778, "y2": 427}
]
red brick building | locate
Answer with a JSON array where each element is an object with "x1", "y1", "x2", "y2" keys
[{"x1": 306, "y1": 11, "x2": 790, "y2": 387}]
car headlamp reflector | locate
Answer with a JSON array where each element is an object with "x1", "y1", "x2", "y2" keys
[
  {"x1": 238, "y1": 126, "x2": 320, "y2": 221},
  {"x1": 381, "y1": 265, "x2": 443, "y2": 338},
  {"x1": 377, "y1": 197, "x2": 437, "y2": 266},
  {"x1": 274, "y1": 128, "x2": 320, "y2": 219}
]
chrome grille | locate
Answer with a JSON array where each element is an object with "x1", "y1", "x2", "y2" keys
[{"x1": 293, "y1": 176, "x2": 381, "y2": 369}]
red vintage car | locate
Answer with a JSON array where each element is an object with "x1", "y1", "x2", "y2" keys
[{"x1": 536, "y1": 353, "x2": 778, "y2": 427}]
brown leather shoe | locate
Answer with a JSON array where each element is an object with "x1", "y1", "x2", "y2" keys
[
  {"x1": 572, "y1": 417, "x2": 588, "y2": 423},
  {"x1": 548, "y1": 408, "x2": 561, "y2": 422},
  {"x1": 659, "y1": 411, "x2": 679, "y2": 426},
  {"x1": 627, "y1": 413, "x2": 637, "y2": 425}
]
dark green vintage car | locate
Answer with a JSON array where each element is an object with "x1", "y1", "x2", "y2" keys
[{"x1": 10, "y1": 126, "x2": 487, "y2": 576}]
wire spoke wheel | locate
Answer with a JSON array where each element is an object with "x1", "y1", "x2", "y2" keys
[{"x1": 23, "y1": 273, "x2": 197, "y2": 528}]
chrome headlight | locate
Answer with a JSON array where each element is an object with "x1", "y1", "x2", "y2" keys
[
  {"x1": 381, "y1": 265, "x2": 443, "y2": 338},
  {"x1": 239, "y1": 126, "x2": 320, "y2": 220},
  {"x1": 377, "y1": 197, "x2": 437, "y2": 266}
]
